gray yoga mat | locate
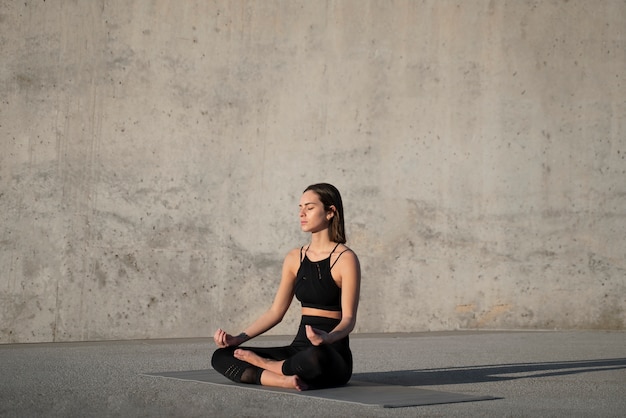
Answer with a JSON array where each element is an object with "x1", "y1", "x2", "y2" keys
[{"x1": 143, "y1": 369, "x2": 496, "y2": 408}]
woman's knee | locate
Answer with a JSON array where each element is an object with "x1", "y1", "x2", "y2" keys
[{"x1": 211, "y1": 347, "x2": 234, "y2": 370}]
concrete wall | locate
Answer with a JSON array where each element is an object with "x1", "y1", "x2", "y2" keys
[{"x1": 1, "y1": 0, "x2": 625, "y2": 343}]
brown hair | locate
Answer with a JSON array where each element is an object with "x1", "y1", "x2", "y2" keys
[{"x1": 303, "y1": 183, "x2": 346, "y2": 244}]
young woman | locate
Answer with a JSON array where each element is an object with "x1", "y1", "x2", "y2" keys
[{"x1": 211, "y1": 183, "x2": 361, "y2": 391}]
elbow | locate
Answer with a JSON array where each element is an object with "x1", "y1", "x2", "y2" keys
[
  {"x1": 342, "y1": 314, "x2": 357, "y2": 333},
  {"x1": 269, "y1": 307, "x2": 288, "y2": 324}
]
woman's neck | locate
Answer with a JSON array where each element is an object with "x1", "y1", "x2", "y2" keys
[{"x1": 307, "y1": 231, "x2": 335, "y2": 253}]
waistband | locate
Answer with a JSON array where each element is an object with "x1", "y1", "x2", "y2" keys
[{"x1": 299, "y1": 315, "x2": 341, "y2": 330}]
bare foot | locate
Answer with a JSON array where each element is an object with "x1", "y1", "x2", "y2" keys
[
  {"x1": 234, "y1": 349, "x2": 274, "y2": 368},
  {"x1": 291, "y1": 375, "x2": 309, "y2": 391},
  {"x1": 234, "y1": 350, "x2": 308, "y2": 391},
  {"x1": 260, "y1": 371, "x2": 309, "y2": 391}
]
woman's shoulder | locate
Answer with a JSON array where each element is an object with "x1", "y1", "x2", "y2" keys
[
  {"x1": 283, "y1": 245, "x2": 305, "y2": 264},
  {"x1": 331, "y1": 244, "x2": 360, "y2": 282},
  {"x1": 332, "y1": 243, "x2": 359, "y2": 264},
  {"x1": 335, "y1": 243, "x2": 356, "y2": 255}
]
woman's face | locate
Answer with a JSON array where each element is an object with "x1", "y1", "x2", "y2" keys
[{"x1": 299, "y1": 190, "x2": 333, "y2": 233}]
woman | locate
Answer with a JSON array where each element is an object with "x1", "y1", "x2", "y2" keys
[{"x1": 211, "y1": 183, "x2": 361, "y2": 391}]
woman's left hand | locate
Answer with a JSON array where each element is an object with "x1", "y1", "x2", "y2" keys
[{"x1": 305, "y1": 325, "x2": 329, "y2": 346}]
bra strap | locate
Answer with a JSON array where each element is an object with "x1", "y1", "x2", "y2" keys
[{"x1": 330, "y1": 246, "x2": 349, "y2": 270}]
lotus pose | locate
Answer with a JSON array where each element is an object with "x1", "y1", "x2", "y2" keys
[{"x1": 211, "y1": 183, "x2": 361, "y2": 391}]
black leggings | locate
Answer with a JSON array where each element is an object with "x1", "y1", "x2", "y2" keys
[{"x1": 211, "y1": 316, "x2": 352, "y2": 389}]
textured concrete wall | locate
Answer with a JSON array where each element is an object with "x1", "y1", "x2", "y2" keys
[{"x1": 1, "y1": 0, "x2": 625, "y2": 343}]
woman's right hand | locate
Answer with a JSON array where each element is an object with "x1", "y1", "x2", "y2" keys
[{"x1": 213, "y1": 328, "x2": 245, "y2": 348}]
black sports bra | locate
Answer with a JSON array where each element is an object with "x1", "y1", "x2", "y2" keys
[{"x1": 294, "y1": 243, "x2": 348, "y2": 312}]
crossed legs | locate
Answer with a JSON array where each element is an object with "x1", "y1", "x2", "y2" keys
[
  {"x1": 233, "y1": 349, "x2": 308, "y2": 391},
  {"x1": 212, "y1": 343, "x2": 351, "y2": 391},
  {"x1": 211, "y1": 346, "x2": 308, "y2": 391}
]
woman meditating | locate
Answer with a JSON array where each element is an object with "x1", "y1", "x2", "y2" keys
[{"x1": 211, "y1": 183, "x2": 361, "y2": 391}]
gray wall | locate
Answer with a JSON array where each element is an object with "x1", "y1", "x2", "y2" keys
[{"x1": 1, "y1": 0, "x2": 625, "y2": 343}]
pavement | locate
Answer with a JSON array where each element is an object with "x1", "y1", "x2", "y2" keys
[{"x1": 1, "y1": 330, "x2": 625, "y2": 417}]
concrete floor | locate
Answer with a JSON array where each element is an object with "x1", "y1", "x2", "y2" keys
[{"x1": 1, "y1": 331, "x2": 625, "y2": 417}]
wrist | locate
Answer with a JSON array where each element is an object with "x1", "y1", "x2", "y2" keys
[{"x1": 236, "y1": 332, "x2": 250, "y2": 343}]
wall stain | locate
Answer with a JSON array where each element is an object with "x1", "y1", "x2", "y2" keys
[{"x1": 477, "y1": 304, "x2": 513, "y2": 327}]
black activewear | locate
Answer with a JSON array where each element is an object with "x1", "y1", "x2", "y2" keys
[
  {"x1": 211, "y1": 316, "x2": 352, "y2": 388},
  {"x1": 211, "y1": 244, "x2": 353, "y2": 388},
  {"x1": 295, "y1": 243, "x2": 349, "y2": 311}
]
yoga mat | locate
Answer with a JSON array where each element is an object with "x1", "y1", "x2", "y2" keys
[{"x1": 142, "y1": 369, "x2": 496, "y2": 408}]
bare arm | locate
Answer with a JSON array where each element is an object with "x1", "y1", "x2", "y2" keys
[
  {"x1": 214, "y1": 248, "x2": 300, "y2": 348},
  {"x1": 306, "y1": 249, "x2": 361, "y2": 345}
]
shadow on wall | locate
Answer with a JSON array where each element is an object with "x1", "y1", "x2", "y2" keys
[{"x1": 353, "y1": 358, "x2": 626, "y2": 386}]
